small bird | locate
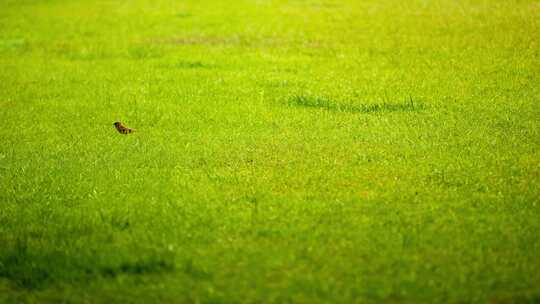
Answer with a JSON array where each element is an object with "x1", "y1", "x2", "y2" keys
[{"x1": 113, "y1": 121, "x2": 135, "y2": 134}]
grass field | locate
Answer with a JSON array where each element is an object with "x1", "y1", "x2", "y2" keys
[{"x1": 1, "y1": 0, "x2": 539, "y2": 303}]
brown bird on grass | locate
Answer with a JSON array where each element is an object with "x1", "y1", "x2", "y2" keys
[{"x1": 113, "y1": 121, "x2": 135, "y2": 134}]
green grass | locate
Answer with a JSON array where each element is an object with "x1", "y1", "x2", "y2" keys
[{"x1": 0, "y1": 0, "x2": 539, "y2": 303}]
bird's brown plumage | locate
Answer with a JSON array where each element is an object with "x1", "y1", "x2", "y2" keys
[{"x1": 114, "y1": 122, "x2": 135, "y2": 134}]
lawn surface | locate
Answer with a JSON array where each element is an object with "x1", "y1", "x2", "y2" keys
[{"x1": 1, "y1": 0, "x2": 539, "y2": 303}]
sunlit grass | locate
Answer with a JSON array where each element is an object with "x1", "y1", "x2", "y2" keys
[{"x1": 0, "y1": 0, "x2": 539, "y2": 303}]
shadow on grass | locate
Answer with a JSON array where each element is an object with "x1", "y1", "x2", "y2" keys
[
  {"x1": 489, "y1": 295, "x2": 540, "y2": 304},
  {"x1": 98, "y1": 258, "x2": 174, "y2": 278},
  {"x1": 164, "y1": 60, "x2": 216, "y2": 69},
  {"x1": 0, "y1": 241, "x2": 175, "y2": 290},
  {"x1": 289, "y1": 95, "x2": 424, "y2": 114}
]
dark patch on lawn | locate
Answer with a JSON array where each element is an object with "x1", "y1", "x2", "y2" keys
[
  {"x1": 163, "y1": 60, "x2": 215, "y2": 69},
  {"x1": 0, "y1": 243, "x2": 77, "y2": 290},
  {"x1": 0, "y1": 240, "x2": 175, "y2": 290},
  {"x1": 0, "y1": 251, "x2": 52, "y2": 290},
  {"x1": 289, "y1": 95, "x2": 423, "y2": 114},
  {"x1": 98, "y1": 258, "x2": 174, "y2": 278},
  {"x1": 490, "y1": 294, "x2": 540, "y2": 304}
]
